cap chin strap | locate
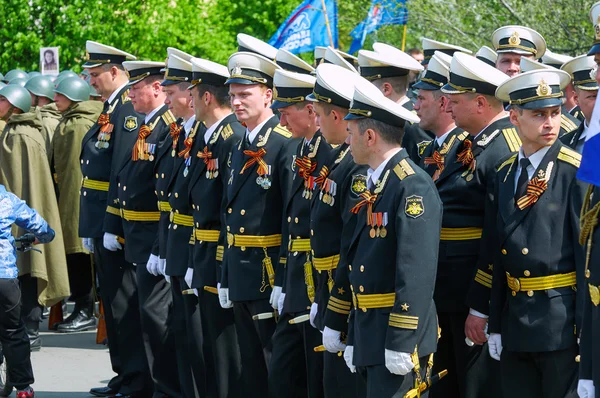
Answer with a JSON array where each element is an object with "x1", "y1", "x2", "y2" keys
[
  {"x1": 1, "y1": 105, "x2": 15, "y2": 122},
  {"x1": 33, "y1": 96, "x2": 39, "y2": 108}
]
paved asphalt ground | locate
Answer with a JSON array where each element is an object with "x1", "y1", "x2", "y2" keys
[{"x1": 21, "y1": 312, "x2": 115, "y2": 397}]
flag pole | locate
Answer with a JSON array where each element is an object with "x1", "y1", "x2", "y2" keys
[
  {"x1": 321, "y1": 0, "x2": 335, "y2": 48},
  {"x1": 401, "y1": 24, "x2": 407, "y2": 51}
]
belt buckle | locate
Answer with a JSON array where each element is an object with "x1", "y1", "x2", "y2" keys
[
  {"x1": 227, "y1": 233, "x2": 234, "y2": 247},
  {"x1": 507, "y1": 273, "x2": 521, "y2": 294}
]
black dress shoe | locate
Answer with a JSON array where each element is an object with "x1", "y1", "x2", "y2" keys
[
  {"x1": 57, "y1": 307, "x2": 97, "y2": 333},
  {"x1": 89, "y1": 386, "x2": 118, "y2": 397}
]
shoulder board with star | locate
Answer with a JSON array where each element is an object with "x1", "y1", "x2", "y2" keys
[
  {"x1": 161, "y1": 110, "x2": 176, "y2": 126},
  {"x1": 273, "y1": 124, "x2": 292, "y2": 138},
  {"x1": 393, "y1": 159, "x2": 416, "y2": 180},
  {"x1": 560, "y1": 114, "x2": 578, "y2": 133},
  {"x1": 121, "y1": 89, "x2": 131, "y2": 103},
  {"x1": 496, "y1": 153, "x2": 518, "y2": 172},
  {"x1": 501, "y1": 127, "x2": 521, "y2": 152},
  {"x1": 221, "y1": 123, "x2": 234, "y2": 140},
  {"x1": 557, "y1": 146, "x2": 581, "y2": 168}
]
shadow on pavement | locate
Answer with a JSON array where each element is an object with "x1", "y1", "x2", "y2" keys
[{"x1": 37, "y1": 331, "x2": 106, "y2": 351}]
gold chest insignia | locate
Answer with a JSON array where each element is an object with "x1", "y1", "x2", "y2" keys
[
  {"x1": 405, "y1": 195, "x2": 425, "y2": 219},
  {"x1": 351, "y1": 174, "x2": 367, "y2": 196}
]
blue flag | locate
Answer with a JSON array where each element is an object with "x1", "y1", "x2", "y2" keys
[
  {"x1": 348, "y1": 0, "x2": 408, "y2": 54},
  {"x1": 268, "y1": 0, "x2": 338, "y2": 54}
]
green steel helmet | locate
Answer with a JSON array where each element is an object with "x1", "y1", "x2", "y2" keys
[
  {"x1": 25, "y1": 75, "x2": 55, "y2": 100},
  {"x1": 27, "y1": 71, "x2": 41, "y2": 78},
  {"x1": 0, "y1": 84, "x2": 33, "y2": 113},
  {"x1": 9, "y1": 77, "x2": 27, "y2": 87},
  {"x1": 54, "y1": 76, "x2": 90, "y2": 102},
  {"x1": 0, "y1": 82, "x2": 5, "y2": 90},
  {"x1": 0, "y1": 73, "x2": 4, "y2": 82},
  {"x1": 4, "y1": 69, "x2": 28, "y2": 83},
  {"x1": 58, "y1": 70, "x2": 78, "y2": 79}
]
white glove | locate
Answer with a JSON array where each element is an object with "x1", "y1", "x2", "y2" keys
[
  {"x1": 488, "y1": 333, "x2": 503, "y2": 361},
  {"x1": 184, "y1": 267, "x2": 194, "y2": 289},
  {"x1": 270, "y1": 286, "x2": 282, "y2": 310},
  {"x1": 309, "y1": 302, "x2": 318, "y2": 328},
  {"x1": 278, "y1": 292, "x2": 286, "y2": 314},
  {"x1": 158, "y1": 257, "x2": 167, "y2": 275},
  {"x1": 343, "y1": 345, "x2": 356, "y2": 373},
  {"x1": 218, "y1": 283, "x2": 233, "y2": 309},
  {"x1": 146, "y1": 254, "x2": 160, "y2": 276},
  {"x1": 103, "y1": 233, "x2": 122, "y2": 251},
  {"x1": 82, "y1": 238, "x2": 94, "y2": 253},
  {"x1": 385, "y1": 349, "x2": 414, "y2": 376},
  {"x1": 323, "y1": 326, "x2": 347, "y2": 353},
  {"x1": 577, "y1": 380, "x2": 595, "y2": 398}
]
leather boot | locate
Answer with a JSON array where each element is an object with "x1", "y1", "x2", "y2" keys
[
  {"x1": 56, "y1": 304, "x2": 96, "y2": 333},
  {"x1": 25, "y1": 321, "x2": 41, "y2": 352}
]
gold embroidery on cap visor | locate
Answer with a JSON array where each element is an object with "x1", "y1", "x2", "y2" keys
[
  {"x1": 312, "y1": 91, "x2": 332, "y2": 103},
  {"x1": 348, "y1": 108, "x2": 372, "y2": 117}
]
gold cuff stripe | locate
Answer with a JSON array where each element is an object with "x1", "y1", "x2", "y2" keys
[
  {"x1": 106, "y1": 206, "x2": 120, "y2": 216},
  {"x1": 475, "y1": 270, "x2": 492, "y2": 289},
  {"x1": 389, "y1": 320, "x2": 419, "y2": 330},
  {"x1": 502, "y1": 128, "x2": 522, "y2": 153},
  {"x1": 329, "y1": 296, "x2": 352, "y2": 309},
  {"x1": 327, "y1": 303, "x2": 351, "y2": 315},
  {"x1": 289, "y1": 238, "x2": 311, "y2": 252},
  {"x1": 313, "y1": 254, "x2": 340, "y2": 271},
  {"x1": 158, "y1": 201, "x2": 172, "y2": 212},
  {"x1": 227, "y1": 233, "x2": 282, "y2": 248},
  {"x1": 328, "y1": 301, "x2": 351, "y2": 312},
  {"x1": 440, "y1": 227, "x2": 483, "y2": 241},
  {"x1": 121, "y1": 209, "x2": 161, "y2": 222},
  {"x1": 195, "y1": 229, "x2": 220, "y2": 242},
  {"x1": 356, "y1": 293, "x2": 395, "y2": 309},
  {"x1": 280, "y1": 257, "x2": 287, "y2": 264},
  {"x1": 82, "y1": 179, "x2": 110, "y2": 191},
  {"x1": 173, "y1": 214, "x2": 194, "y2": 226}
]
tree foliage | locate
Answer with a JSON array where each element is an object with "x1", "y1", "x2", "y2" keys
[{"x1": 0, "y1": 0, "x2": 596, "y2": 73}]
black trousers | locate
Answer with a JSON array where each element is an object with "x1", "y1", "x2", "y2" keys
[
  {"x1": 323, "y1": 351, "x2": 365, "y2": 398},
  {"x1": 500, "y1": 346, "x2": 579, "y2": 398},
  {"x1": 357, "y1": 357, "x2": 429, "y2": 398},
  {"x1": 170, "y1": 276, "x2": 196, "y2": 398},
  {"x1": 17, "y1": 274, "x2": 41, "y2": 335},
  {"x1": 94, "y1": 240, "x2": 151, "y2": 396},
  {"x1": 269, "y1": 311, "x2": 324, "y2": 398},
  {"x1": 0, "y1": 278, "x2": 33, "y2": 389},
  {"x1": 199, "y1": 291, "x2": 242, "y2": 398},
  {"x1": 66, "y1": 252, "x2": 93, "y2": 308},
  {"x1": 233, "y1": 299, "x2": 276, "y2": 398},
  {"x1": 182, "y1": 285, "x2": 207, "y2": 397},
  {"x1": 429, "y1": 310, "x2": 502, "y2": 398},
  {"x1": 137, "y1": 265, "x2": 181, "y2": 398}
]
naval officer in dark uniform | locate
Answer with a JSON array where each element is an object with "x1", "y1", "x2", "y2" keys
[
  {"x1": 220, "y1": 51, "x2": 294, "y2": 398},
  {"x1": 103, "y1": 60, "x2": 180, "y2": 398},
  {"x1": 79, "y1": 40, "x2": 150, "y2": 398},
  {"x1": 488, "y1": 68, "x2": 586, "y2": 398},
  {"x1": 342, "y1": 74, "x2": 442, "y2": 398}
]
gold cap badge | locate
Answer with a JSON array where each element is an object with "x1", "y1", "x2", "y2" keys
[
  {"x1": 535, "y1": 79, "x2": 551, "y2": 97},
  {"x1": 508, "y1": 31, "x2": 521, "y2": 46}
]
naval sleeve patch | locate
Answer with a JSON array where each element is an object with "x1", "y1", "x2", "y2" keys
[
  {"x1": 351, "y1": 174, "x2": 367, "y2": 196},
  {"x1": 124, "y1": 116, "x2": 138, "y2": 131},
  {"x1": 405, "y1": 195, "x2": 424, "y2": 218},
  {"x1": 417, "y1": 140, "x2": 432, "y2": 157}
]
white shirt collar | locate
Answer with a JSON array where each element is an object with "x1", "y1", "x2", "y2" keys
[
  {"x1": 367, "y1": 148, "x2": 402, "y2": 189},
  {"x1": 107, "y1": 82, "x2": 129, "y2": 105},
  {"x1": 397, "y1": 96, "x2": 410, "y2": 107},
  {"x1": 204, "y1": 114, "x2": 228, "y2": 143},
  {"x1": 144, "y1": 105, "x2": 164, "y2": 125},
  {"x1": 183, "y1": 116, "x2": 196, "y2": 137},
  {"x1": 435, "y1": 128, "x2": 454, "y2": 147},
  {"x1": 517, "y1": 145, "x2": 551, "y2": 174},
  {"x1": 246, "y1": 116, "x2": 273, "y2": 145}
]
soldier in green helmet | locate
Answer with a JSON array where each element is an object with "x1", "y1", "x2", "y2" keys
[
  {"x1": 0, "y1": 85, "x2": 70, "y2": 352},
  {"x1": 3, "y1": 69, "x2": 28, "y2": 83},
  {"x1": 52, "y1": 76, "x2": 103, "y2": 333},
  {"x1": 25, "y1": 75, "x2": 62, "y2": 162}
]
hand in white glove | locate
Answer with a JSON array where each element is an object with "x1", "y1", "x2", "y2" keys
[
  {"x1": 158, "y1": 257, "x2": 167, "y2": 275},
  {"x1": 488, "y1": 333, "x2": 503, "y2": 361},
  {"x1": 309, "y1": 302, "x2": 319, "y2": 328},
  {"x1": 343, "y1": 345, "x2": 356, "y2": 373},
  {"x1": 82, "y1": 238, "x2": 94, "y2": 253},
  {"x1": 270, "y1": 286, "x2": 282, "y2": 310},
  {"x1": 385, "y1": 349, "x2": 414, "y2": 376},
  {"x1": 323, "y1": 326, "x2": 347, "y2": 353},
  {"x1": 278, "y1": 293, "x2": 286, "y2": 314},
  {"x1": 146, "y1": 254, "x2": 160, "y2": 276},
  {"x1": 218, "y1": 283, "x2": 233, "y2": 309},
  {"x1": 577, "y1": 380, "x2": 595, "y2": 398},
  {"x1": 103, "y1": 233, "x2": 122, "y2": 251},
  {"x1": 184, "y1": 267, "x2": 194, "y2": 289}
]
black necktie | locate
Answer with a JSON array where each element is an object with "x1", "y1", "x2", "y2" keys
[
  {"x1": 515, "y1": 158, "x2": 531, "y2": 202},
  {"x1": 244, "y1": 134, "x2": 251, "y2": 149},
  {"x1": 432, "y1": 140, "x2": 440, "y2": 153}
]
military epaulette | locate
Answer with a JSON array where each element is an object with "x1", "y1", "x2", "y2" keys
[
  {"x1": 560, "y1": 114, "x2": 578, "y2": 133},
  {"x1": 457, "y1": 131, "x2": 469, "y2": 141},
  {"x1": 557, "y1": 146, "x2": 581, "y2": 168},
  {"x1": 273, "y1": 124, "x2": 292, "y2": 138},
  {"x1": 221, "y1": 124, "x2": 234, "y2": 140},
  {"x1": 162, "y1": 110, "x2": 176, "y2": 126},
  {"x1": 501, "y1": 127, "x2": 521, "y2": 152},
  {"x1": 121, "y1": 89, "x2": 131, "y2": 103},
  {"x1": 497, "y1": 154, "x2": 518, "y2": 172},
  {"x1": 393, "y1": 159, "x2": 415, "y2": 180}
]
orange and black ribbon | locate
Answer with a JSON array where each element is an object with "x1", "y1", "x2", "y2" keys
[
  {"x1": 350, "y1": 190, "x2": 378, "y2": 226},
  {"x1": 240, "y1": 148, "x2": 269, "y2": 176},
  {"x1": 170, "y1": 122, "x2": 181, "y2": 151},
  {"x1": 295, "y1": 156, "x2": 316, "y2": 180},
  {"x1": 315, "y1": 165, "x2": 329, "y2": 189},
  {"x1": 178, "y1": 135, "x2": 194, "y2": 159},
  {"x1": 456, "y1": 139, "x2": 476, "y2": 172},
  {"x1": 132, "y1": 125, "x2": 152, "y2": 161},
  {"x1": 97, "y1": 113, "x2": 113, "y2": 133},
  {"x1": 516, "y1": 177, "x2": 547, "y2": 210},
  {"x1": 424, "y1": 151, "x2": 445, "y2": 181},
  {"x1": 197, "y1": 146, "x2": 218, "y2": 174}
]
